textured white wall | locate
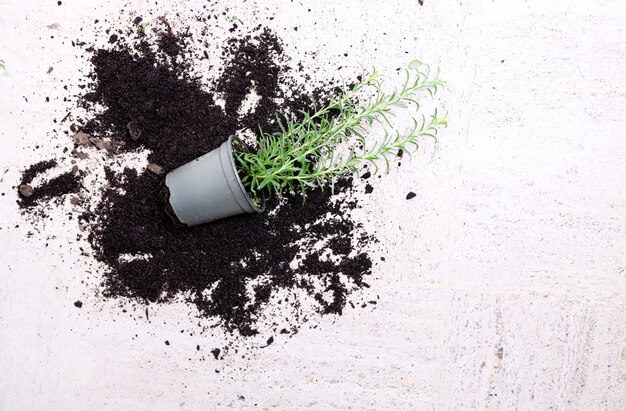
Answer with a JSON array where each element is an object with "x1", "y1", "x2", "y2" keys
[{"x1": 0, "y1": 0, "x2": 625, "y2": 410}]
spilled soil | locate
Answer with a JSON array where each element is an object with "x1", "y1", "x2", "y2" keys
[
  {"x1": 17, "y1": 17, "x2": 374, "y2": 338},
  {"x1": 17, "y1": 159, "x2": 82, "y2": 213}
]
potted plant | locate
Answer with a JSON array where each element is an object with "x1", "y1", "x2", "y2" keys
[{"x1": 164, "y1": 60, "x2": 447, "y2": 226}]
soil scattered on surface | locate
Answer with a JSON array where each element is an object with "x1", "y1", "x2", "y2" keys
[
  {"x1": 216, "y1": 29, "x2": 284, "y2": 132},
  {"x1": 18, "y1": 164, "x2": 82, "y2": 209},
  {"x1": 20, "y1": 159, "x2": 58, "y2": 185},
  {"x1": 18, "y1": 18, "x2": 374, "y2": 340}
]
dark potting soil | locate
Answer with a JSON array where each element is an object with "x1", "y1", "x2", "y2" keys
[
  {"x1": 19, "y1": 159, "x2": 58, "y2": 185},
  {"x1": 18, "y1": 164, "x2": 82, "y2": 209},
  {"x1": 19, "y1": 21, "x2": 373, "y2": 338},
  {"x1": 216, "y1": 29, "x2": 284, "y2": 133}
]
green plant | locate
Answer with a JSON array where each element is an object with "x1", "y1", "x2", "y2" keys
[
  {"x1": 0, "y1": 59, "x2": 6, "y2": 70},
  {"x1": 235, "y1": 60, "x2": 447, "y2": 198}
]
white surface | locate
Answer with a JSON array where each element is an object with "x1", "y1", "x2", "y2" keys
[{"x1": 1, "y1": 0, "x2": 626, "y2": 410}]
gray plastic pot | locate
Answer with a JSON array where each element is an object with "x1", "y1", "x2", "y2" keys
[{"x1": 164, "y1": 136, "x2": 264, "y2": 226}]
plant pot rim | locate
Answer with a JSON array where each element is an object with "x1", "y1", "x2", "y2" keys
[{"x1": 228, "y1": 135, "x2": 265, "y2": 213}]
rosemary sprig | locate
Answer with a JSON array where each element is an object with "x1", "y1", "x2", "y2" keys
[{"x1": 235, "y1": 60, "x2": 447, "y2": 198}]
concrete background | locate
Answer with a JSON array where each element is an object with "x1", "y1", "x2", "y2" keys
[{"x1": 1, "y1": 0, "x2": 625, "y2": 409}]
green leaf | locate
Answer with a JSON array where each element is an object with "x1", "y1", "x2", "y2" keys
[{"x1": 408, "y1": 59, "x2": 422, "y2": 70}]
